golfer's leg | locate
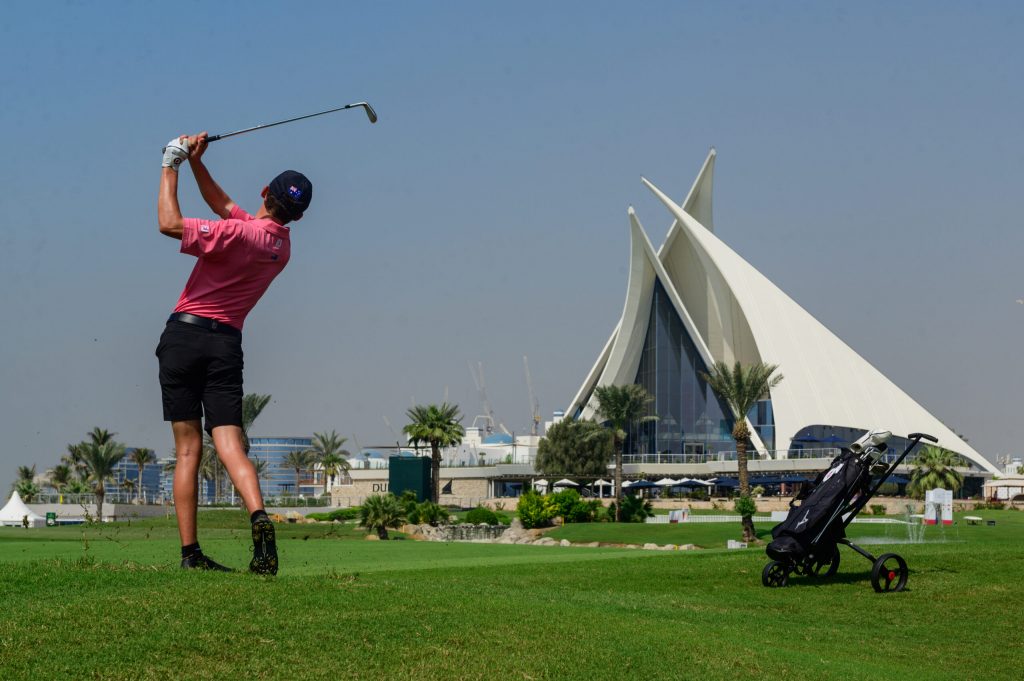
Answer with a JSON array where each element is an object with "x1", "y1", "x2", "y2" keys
[
  {"x1": 210, "y1": 425, "x2": 265, "y2": 513},
  {"x1": 171, "y1": 419, "x2": 204, "y2": 546}
]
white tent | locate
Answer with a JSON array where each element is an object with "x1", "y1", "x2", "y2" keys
[
  {"x1": 983, "y1": 476, "x2": 1024, "y2": 501},
  {"x1": 0, "y1": 491, "x2": 45, "y2": 527}
]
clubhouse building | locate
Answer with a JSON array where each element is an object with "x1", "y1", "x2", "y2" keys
[{"x1": 566, "y1": 149, "x2": 996, "y2": 474}]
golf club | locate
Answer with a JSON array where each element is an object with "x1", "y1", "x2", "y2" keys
[{"x1": 205, "y1": 101, "x2": 378, "y2": 143}]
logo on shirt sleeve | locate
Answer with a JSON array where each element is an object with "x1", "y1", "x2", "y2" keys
[{"x1": 273, "y1": 238, "x2": 283, "y2": 250}]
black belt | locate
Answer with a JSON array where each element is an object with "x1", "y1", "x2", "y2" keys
[{"x1": 168, "y1": 312, "x2": 241, "y2": 337}]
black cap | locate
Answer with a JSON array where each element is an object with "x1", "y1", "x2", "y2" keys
[{"x1": 268, "y1": 170, "x2": 313, "y2": 219}]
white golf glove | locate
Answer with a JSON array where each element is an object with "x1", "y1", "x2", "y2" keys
[{"x1": 162, "y1": 136, "x2": 190, "y2": 171}]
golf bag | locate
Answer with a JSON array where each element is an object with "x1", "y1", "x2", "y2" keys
[
  {"x1": 762, "y1": 430, "x2": 934, "y2": 592},
  {"x1": 766, "y1": 449, "x2": 871, "y2": 562}
]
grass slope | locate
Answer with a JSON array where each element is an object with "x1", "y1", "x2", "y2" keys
[{"x1": 0, "y1": 511, "x2": 1021, "y2": 680}]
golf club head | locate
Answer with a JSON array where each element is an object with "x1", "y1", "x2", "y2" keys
[{"x1": 356, "y1": 102, "x2": 378, "y2": 124}]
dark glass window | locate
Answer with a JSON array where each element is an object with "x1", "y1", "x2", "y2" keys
[{"x1": 627, "y1": 279, "x2": 764, "y2": 455}]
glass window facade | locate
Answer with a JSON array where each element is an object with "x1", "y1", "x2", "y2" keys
[
  {"x1": 104, "y1": 450, "x2": 164, "y2": 502},
  {"x1": 628, "y1": 280, "x2": 758, "y2": 455},
  {"x1": 248, "y1": 437, "x2": 315, "y2": 497}
]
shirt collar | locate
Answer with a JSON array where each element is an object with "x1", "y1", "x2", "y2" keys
[{"x1": 257, "y1": 218, "x2": 290, "y2": 239}]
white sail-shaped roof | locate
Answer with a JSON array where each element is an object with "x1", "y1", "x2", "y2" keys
[{"x1": 568, "y1": 151, "x2": 994, "y2": 474}]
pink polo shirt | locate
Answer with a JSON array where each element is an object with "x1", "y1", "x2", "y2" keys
[{"x1": 173, "y1": 205, "x2": 290, "y2": 330}]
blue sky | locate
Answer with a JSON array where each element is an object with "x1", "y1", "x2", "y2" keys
[{"x1": 2, "y1": 1, "x2": 1022, "y2": 489}]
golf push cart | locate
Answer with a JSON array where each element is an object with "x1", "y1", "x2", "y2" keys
[{"x1": 762, "y1": 430, "x2": 936, "y2": 593}]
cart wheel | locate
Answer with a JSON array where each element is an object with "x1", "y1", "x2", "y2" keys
[
  {"x1": 808, "y1": 545, "x2": 840, "y2": 578},
  {"x1": 871, "y1": 553, "x2": 908, "y2": 592},
  {"x1": 762, "y1": 561, "x2": 789, "y2": 588}
]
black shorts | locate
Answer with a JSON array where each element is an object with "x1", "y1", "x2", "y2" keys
[{"x1": 156, "y1": 320, "x2": 244, "y2": 432}]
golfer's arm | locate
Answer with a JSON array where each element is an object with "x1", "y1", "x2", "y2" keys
[
  {"x1": 158, "y1": 168, "x2": 184, "y2": 240},
  {"x1": 190, "y1": 159, "x2": 235, "y2": 219}
]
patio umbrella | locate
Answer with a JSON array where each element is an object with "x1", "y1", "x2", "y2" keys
[
  {"x1": 679, "y1": 479, "x2": 714, "y2": 489},
  {"x1": 654, "y1": 478, "x2": 678, "y2": 486},
  {"x1": 553, "y1": 479, "x2": 579, "y2": 488},
  {"x1": 713, "y1": 477, "x2": 740, "y2": 489},
  {"x1": 591, "y1": 479, "x2": 612, "y2": 498},
  {"x1": 627, "y1": 480, "x2": 659, "y2": 490},
  {"x1": 533, "y1": 479, "x2": 549, "y2": 492}
]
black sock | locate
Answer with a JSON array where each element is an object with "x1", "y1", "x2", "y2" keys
[
  {"x1": 181, "y1": 543, "x2": 201, "y2": 558},
  {"x1": 250, "y1": 510, "x2": 269, "y2": 524}
]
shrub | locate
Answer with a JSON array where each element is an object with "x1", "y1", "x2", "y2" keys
[
  {"x1": 399, "y1": 490, "x2": 419, "y2": 514},
  {"x1": 975, "y1": 500, "x2": 1005, "y2": 510},
  {"x1": 360, "y1": 494, "x2": 405, "y2": 539},
  {"x1": 465, "y1": 506, "x2": 500, "y2": 525},
  {"x1": 870, "y1": 504, "x2": 887, "y2": 516},
  {"x1": 409, "y1": 501, "x2": 449, "y2": 526},
  {"x1": 329, "y1": 507, "x2": 361, "y2": 522},
  {"x1": 618, "y1": 495, "x2": 654, "y2": 523},
  {"x1": 548, "y1": 489, "x2": 580, "y2": 516},
  {"x1": 306, "y1": 508, "x2": 361, "y2": 522},
  {"x1": 517, "y1": 490, "x2": 557, "y2": 529},
  {"x1": 547, "y1": 489, "x2": 600, "y2": 523},
  {"x1": 751, "y1": 485, "x2": 765, "y2": 497},
  {"x1": 733, "y1": 495, "x2": 757, "y2": 517}
]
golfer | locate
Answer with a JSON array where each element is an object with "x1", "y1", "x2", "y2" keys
[{"x1": 156, "y1": 132, "x2": 312, "y2": 574}]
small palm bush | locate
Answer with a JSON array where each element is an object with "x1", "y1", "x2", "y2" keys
[
  {"x1": 360, "y1": 494, "x2": 406, "y2": 539},
  {"x1": 410, "y1": 501, "x2": 450, "y2": 526}
]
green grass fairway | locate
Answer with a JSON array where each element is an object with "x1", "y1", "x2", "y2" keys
[{"x1": 1, "y1": 511, "x2": 1021, "y2": 680}]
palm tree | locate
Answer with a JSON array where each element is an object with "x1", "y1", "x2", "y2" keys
[
  {"x1": 47, "y1": 464, "x2": 73, "y2": 495},
  {"x1": 592, "y1": 384, "x2": 658, "y2": 521},
  {"x1": 15, "y1": 480, "x2": 40, "y2": 502},
  {"x1": 120, "y1": 477, "x2": 136, "y2": 502},
  {"x1": 197, "y1": 440, "x2": 223, "y2": 503},
  {"x1": 241, "y1": 393, "x2": 272, "y2": 455},
  {"x1": 306, "y1": 431, "x2": 352, "y2": 494},
  {"x1": 129, "y1": 448, "x2": 156, "y2": 503},
  {"x1": 65, "y1": 479, "x2": 90, "y2": 495},
  {"x1": 16, "y1": 464, "x2": 36, "y2": 484},
  {"x1": 63, "y1": 443, "x2": 89, "y2": 482},
  {"x1": 701, "y1": 361, "x2": 783, "y2": 542},
  {"x1": 908, "y1": 445, "x2": 964, "y2": 499},
  {"x1": 281, "y1": 450, "x2": 316, "y2": 497},
  {"x1": 252, "y1": 458, "x2": 269, "y2": 495},
  {"x1": 79, "y1": 439, "x2": 127, "y2": 519},
  {"x1": 403, "y1": 403, "x2": 465, "y2": 503},
  {"x1": 360, "y1": 493, "x2": 406, "y2": 539},
  {"x1": 88, "y1": 427, "x2": 116, "y2": 446}
]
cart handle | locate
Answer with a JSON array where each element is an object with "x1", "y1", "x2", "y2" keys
[{"x1": 908, "y1": 432, "x2": 938, "y2": 443}]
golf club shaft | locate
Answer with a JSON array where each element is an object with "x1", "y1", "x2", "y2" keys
[{"x1": 206, "y1": 102, "x2": 377, "y2": 143}]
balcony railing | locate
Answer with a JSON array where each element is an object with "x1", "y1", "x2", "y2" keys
[{"x1": 621, "y1": 448, "x2": 841, "y2": 464}]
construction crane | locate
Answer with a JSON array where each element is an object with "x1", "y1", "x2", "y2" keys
[
  {"x1": 468, "y1": 360, "x2": 510, "y2": 436},
  {"x1": 382, "y1": 415, "x2": 403, "y2": 451},
  {"x1": 523, "y1": 355, "x2": 541, "y2": 436}
]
